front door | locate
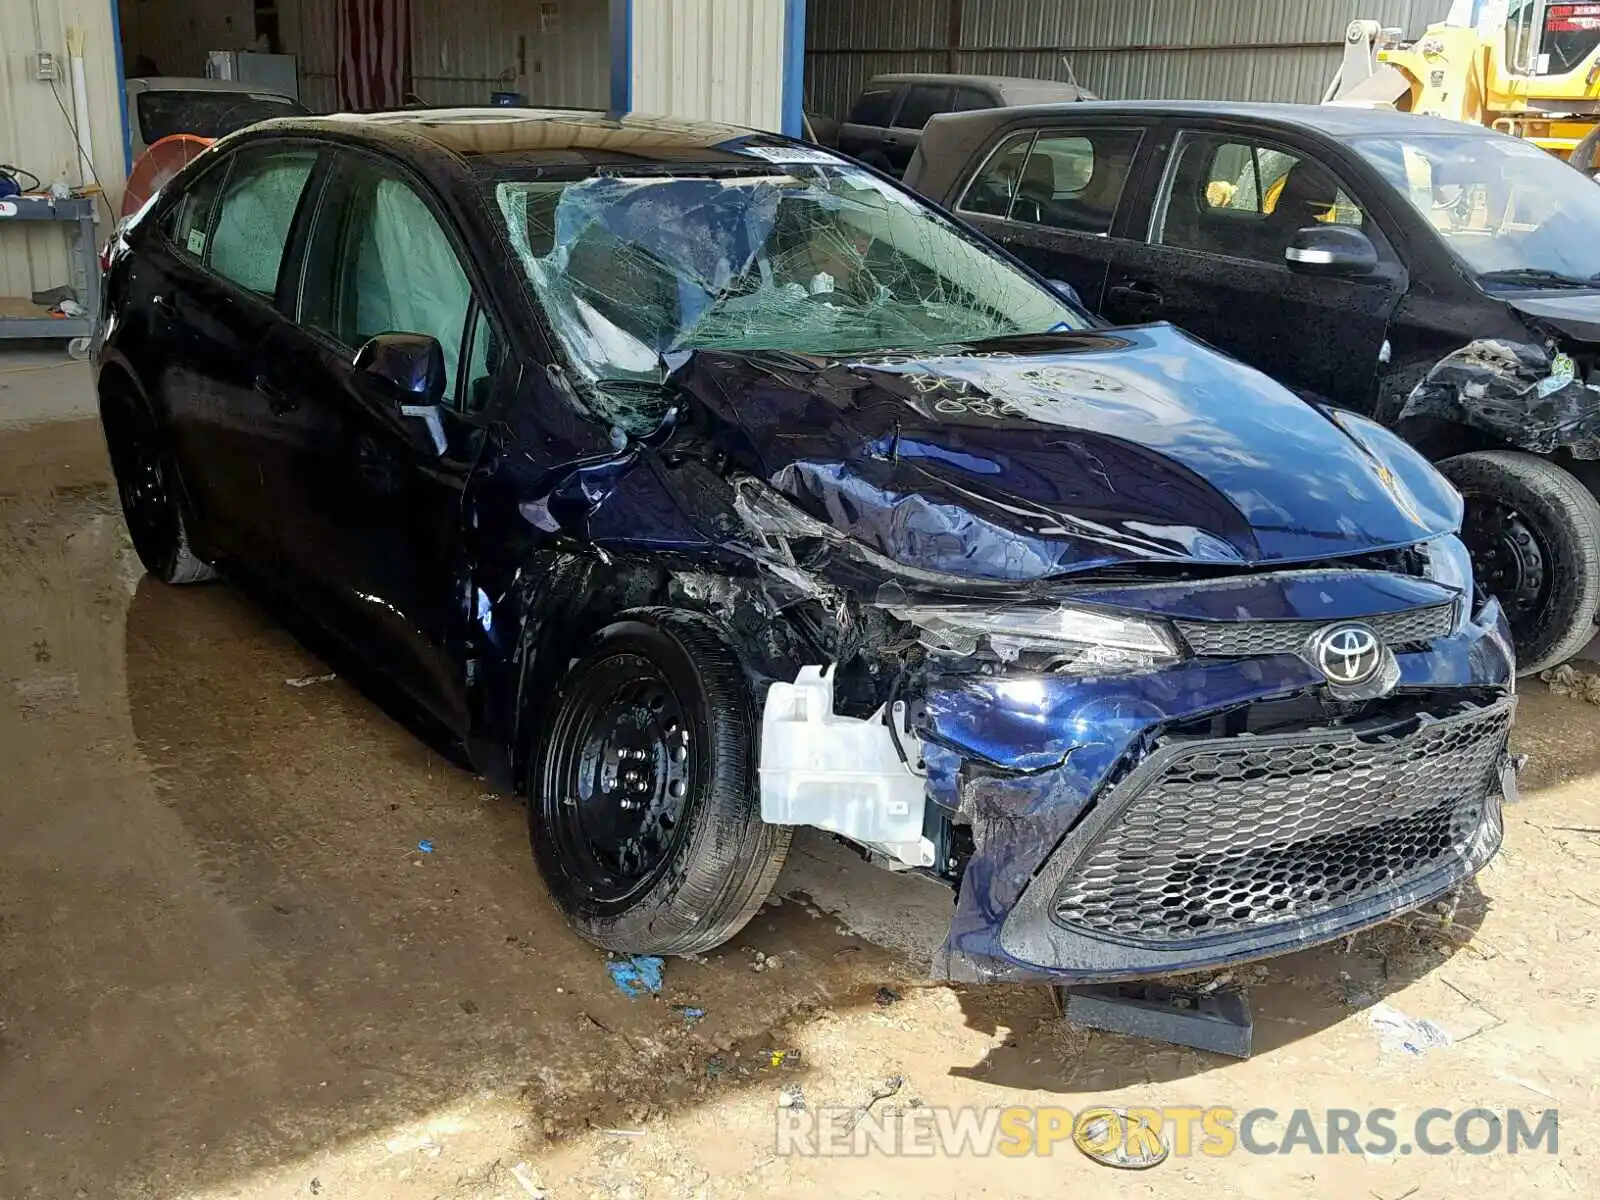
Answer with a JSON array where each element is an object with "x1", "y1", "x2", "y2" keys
[
  {"x1": 950, "y1": 124, "x2": 1149, "y2": 313},
  {"x1": 259, "y1": 151, "x2": 502, "y2": 731},
  {"x1": 1102, "y1": 127, "x2": 1403, "y2": 407}
]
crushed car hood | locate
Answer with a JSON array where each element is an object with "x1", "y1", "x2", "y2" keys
[
  {"x1": 1506, "y1": 291, "x2": 1600, "y2": 344},
  {"x1": 668, "y1": 325, "x2": 1459, "y2": 582}
]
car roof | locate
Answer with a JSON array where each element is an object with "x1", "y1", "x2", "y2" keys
[
  {"x1": 251, "y1": 107, "x2": 817, "y2": 172},
  {"x1": 867, "y1": 73, "x2": 1086, "y2": 99},
  {"x1": 944, "y1": 98, "x2": 1481, "y2": 138}
]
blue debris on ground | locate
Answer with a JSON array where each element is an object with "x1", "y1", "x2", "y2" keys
[
  {"x1": 672, "y1": 1004, "x2": 706, "y2": 1026},
  {"x1": 608, "y1": 955, "x2": 666, "y2": 998}
]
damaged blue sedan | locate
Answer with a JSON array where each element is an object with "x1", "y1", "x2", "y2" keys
[{"x1": 96, "y1": 110, "x2": 1517, "y2": 984}]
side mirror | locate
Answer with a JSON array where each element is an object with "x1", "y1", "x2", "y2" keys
[
  {"x1": 1285, "y1": 225, "x2": 1379, "y2": 278},
  {"x1": 1046, "y1": 278, "x2": 1083, "y2": 307},
  {"x1": 354, "y1": 332, "x2": 446, "y2": 406}
]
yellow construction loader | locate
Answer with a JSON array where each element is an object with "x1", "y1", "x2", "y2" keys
[{"x1": 1327, "y1": 1, "x2": 1600, "y2": 164}]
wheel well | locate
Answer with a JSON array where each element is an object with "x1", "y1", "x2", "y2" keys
[
  {"x1": 503, "y1": 552, "x2": 822, "y2": 795},
  {"x1": 1392, "y1": 415, "x2": 1501, "y2": 462}
]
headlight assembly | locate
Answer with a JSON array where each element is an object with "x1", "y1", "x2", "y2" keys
[{"x1": 890, "y1": 603, "x2": 1180, "y2": 672}]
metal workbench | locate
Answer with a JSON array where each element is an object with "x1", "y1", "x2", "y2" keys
[{"x1": 0, "y1": 194, "x2": 99, "y2": 356}]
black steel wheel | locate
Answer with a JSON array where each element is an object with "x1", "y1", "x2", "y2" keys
[
  {"x1": 100, "y1": 389, "x2": 215, "y2": 585},
  {"x1": 1440, "y1": 450, "x2": 1600, "y2": 674},
  {"x1": 528, "y1": 609, "x2": 790, "y2": 954}
]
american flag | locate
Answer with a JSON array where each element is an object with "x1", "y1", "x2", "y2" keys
[{"x1": 338, "y1": 0, "x2": 410, "y2": 111}]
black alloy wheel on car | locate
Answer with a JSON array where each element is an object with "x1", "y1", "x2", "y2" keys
[
  {"x1": 528, "y1": 609, "x2": 790, "y2": 954},
  {"x1": 99, "y1": 389, "x2": 216, "y2": 585},
  {"x1": 1440, "y1": 450, "x2": 1600, "y2": 675}
]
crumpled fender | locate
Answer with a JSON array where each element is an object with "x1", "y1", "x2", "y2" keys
[{"x1": 1398, "y1": 339, "x2": 1600, "y2": 456}]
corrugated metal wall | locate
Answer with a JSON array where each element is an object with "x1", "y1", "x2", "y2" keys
[
  {"x1": 631, "y1": 0, "x2": 786, "y2": 129},
  {"x1": 0, "y1": 0, "x2": 127, "y2": 299},
  {"x1": 807, "y1": 0, "x2": 1456, "y2": 118}
]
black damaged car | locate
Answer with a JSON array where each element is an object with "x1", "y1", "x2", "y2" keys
[
  {"x1": 96, "y1": 110, "x2": 1516, "y2": 984},
  {"x1": 908, "y1": 100, "x2": 1600, "y2": 674}
]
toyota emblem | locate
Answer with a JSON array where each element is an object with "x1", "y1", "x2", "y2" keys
[{"x1": 1312, "y1": 623, "x2": 1383, "y2": 685}]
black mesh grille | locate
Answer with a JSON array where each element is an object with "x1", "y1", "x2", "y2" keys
[
  {"x1": 1051, "y1": 701, "x2": 1510, "y2": 945},
  {"x1": 1175, "y1": 603, "x2": 1456, "y2": 658}
]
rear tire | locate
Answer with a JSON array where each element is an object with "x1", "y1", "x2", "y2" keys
[
  {"x1": 528, "y1": 608, "x2": 790, "y2": 955},
  {"x1": 100, "y1": 389, "x2": 216, "y2": 585},
  {"x1": 1439, "y1": 450, "x2": 1600, "y2": 675}
]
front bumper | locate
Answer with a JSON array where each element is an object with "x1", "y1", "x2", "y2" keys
[{"x1": 919, "y1": 594, "x2": 1517, "y2": 984}]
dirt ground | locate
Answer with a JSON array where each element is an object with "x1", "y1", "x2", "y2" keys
[{"x1": 1, "y1": 383, "x2": 1596, "y2": 1197}]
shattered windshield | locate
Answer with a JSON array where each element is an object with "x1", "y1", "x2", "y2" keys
[
  {"x1": 491, "y1": 158, "x2": 1086, "y2": 430},
  {"x1": 1352, "y1": 132, "x2": 1600, "y2": 284}
]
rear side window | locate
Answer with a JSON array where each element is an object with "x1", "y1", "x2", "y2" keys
[
  {"x1": 161, "y1": 164, "x2": 229, "y2": 264},
  {"x1": 848, "y1": 88, "x2": 897, "y2": 126},
  {"x1": 894, "y1": 85, "x2": 954, "y2": 130},
  {"x1": 206, "y1": 147, "x2": 318, "y2": 297},
  {"x1": 953, "y1": 86, "x2": 996, "y2": 112},
  {"x1": 959, "y1": 127, "x2": 1144, "y2": 236}
]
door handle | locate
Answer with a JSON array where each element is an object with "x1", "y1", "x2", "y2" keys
[
  {"x1": 1107, "y1": 281, "x2": 1164, "y2": 311},
  {"x1": 254, "y1": 374, "x2": 299, "y2": 415}
]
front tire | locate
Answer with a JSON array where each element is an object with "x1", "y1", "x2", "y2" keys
[
  {"x1": 100, "y1": 389, "x2": 216, "y2": 585},
  {"x1": 528, "y1": 609, "x2": 790, "y2": 955},
  {"x1": 1439, "y1": 450, "x2": 1600, "y2": 675}
]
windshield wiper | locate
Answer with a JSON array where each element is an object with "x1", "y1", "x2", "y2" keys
[{"x1": 1477, "y1": 268, "x2": 1598, "y2": 289}]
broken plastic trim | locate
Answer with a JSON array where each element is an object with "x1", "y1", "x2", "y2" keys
[
  {"x1": 759, "y1": 665, "x2": 933, "y2": 868},
  {"x1": 1398, "y1": 338, "x2": 1600, "y2": 456}
]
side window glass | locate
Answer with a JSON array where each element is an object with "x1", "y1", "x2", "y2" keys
[
  {"x1": 848, "y1": 88, "x2": 896, "y2": 127},
  {"x1": 206, "y1": 147, "x2": 317, "y2": 297},
  {"x1": 959, "y1": 128, "x2": 1144, "y2": 236},
  {"x1": 305, "y1": 160, "x2": 474, "y2": 403},
  {"x1": 958, "y1": 132, "x2": 1035, "y2": 218},
  {"x1": 162, "y1": 162, "x2": 229, "y2": 265},
  {"x1": 953, "y1": 87, "x2": 996, "y2": 112},
  {"x1": 460, "y1": 305, "x2": 505, "y2": 413},
  {"x1": 1153, "y1": 133, "x2": 1370, "y2": 265},
  {"x1": 893, "y1": 85, "x2": 953, "y2": 130}
]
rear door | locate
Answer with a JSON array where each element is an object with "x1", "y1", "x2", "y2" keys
[
  {"x1": 1102, "y1": 124, "x2": 1405, "y2": 406},
  {"x1": 259, "y1": 149, "x2": 502, "y2": 728},
  {"x1": 837, "y1": 85, "x2": 901, "y2": 167},
  {"x1": 153, "y1": 142, "x2": 321, "y2": 565},
  {"x1": 949, "y1": 122, "x2": 1151, "y2": 311},
  {"x1": 882, "y1": 83, "x2": 955, "y2": 176}
]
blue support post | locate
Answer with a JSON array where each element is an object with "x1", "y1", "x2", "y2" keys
[
  {"x1": 782, "y1": 0, "x2": 807, "y2": 138},
  {"x1": 609, "y1": 0, "x2": 633, "y2": 116}
]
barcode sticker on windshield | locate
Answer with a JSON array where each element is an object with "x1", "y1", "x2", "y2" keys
[{"x1": 739, "y1": 144, "x2": 840, "y2": 165}]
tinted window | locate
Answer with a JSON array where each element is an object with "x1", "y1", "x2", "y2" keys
[
  {"x1": 960, "y1": 127, "x2": 1143, "y2": 235},
  {"x1": 302, "y1": 158, "x2": 474, "y2": 404},
  {"x1": 161, "y1": 162, "x2": 229, "y2": 264},
  {"x1": 952, "y1": 87, "x2": 996, "y2": 112},
  {"x1": 848, "y1": 88, "x2": 897, "y2": 126},
  {"x1": 206, "y1": 147, "x2": 317, "y2": 296},
  {"x1": 1152, "y1": 132, "x2": 1368, "y2": 266},
  {"x1": 893, "y1": 85, "x2": 954, "y2": 130},
  {"x1": 137, "y1": 91, "x2": 309, "y2": 145}
]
